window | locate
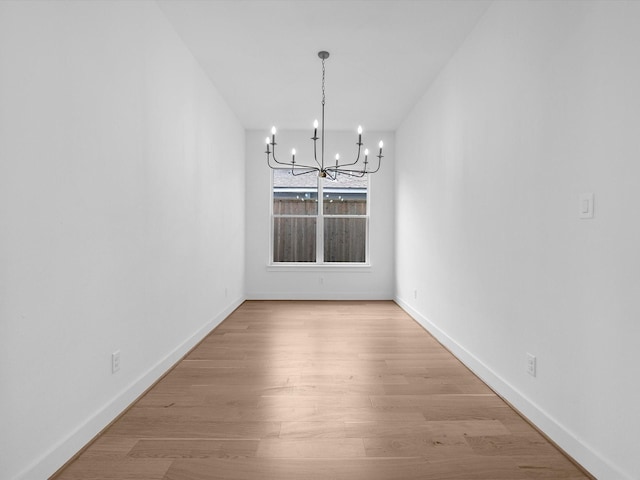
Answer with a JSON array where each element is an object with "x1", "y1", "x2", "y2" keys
[{"x1": 272, "y1": 169, "x2": 368, "y2": 264}]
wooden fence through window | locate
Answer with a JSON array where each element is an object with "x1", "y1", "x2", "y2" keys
[{"x1": 273, "y1": 197, "x2": 366, "y2": 263}]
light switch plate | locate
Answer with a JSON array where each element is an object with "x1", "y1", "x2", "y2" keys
[{"x1": 579, "y1": 193, "x2": 594, "y2": 219}]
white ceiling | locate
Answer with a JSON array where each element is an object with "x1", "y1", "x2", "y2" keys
[{"x1": 157, "y1": 0, "x2": 491, "y2": 132}]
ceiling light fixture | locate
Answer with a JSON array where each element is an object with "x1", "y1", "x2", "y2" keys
[{"x1": 265, "y1": 51, "x2": 383, "y2": 179}]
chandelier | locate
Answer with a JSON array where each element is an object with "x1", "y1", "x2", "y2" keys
[{"x1": 265, "y1": 51, "x2": 384, "y2": 179}]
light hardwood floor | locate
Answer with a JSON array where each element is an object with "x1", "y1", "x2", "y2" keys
[{"x1": 53, "y1": 301, "x2": 591, "y2": 479}]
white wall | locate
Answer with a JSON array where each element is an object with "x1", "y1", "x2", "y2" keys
[
  {"x1": 395, "y1": 1, "x2": 640, "y2": 479},
  {"x1": 245, "y1": 129, "x2": 394, "y2": 299},
  {"x1": 0, "y1": 2, "x2": 245, "y2": 479}
]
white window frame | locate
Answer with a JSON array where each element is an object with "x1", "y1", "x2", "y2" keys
[{"x1": 269, "y1": 170, "x2": 371, "y2": 268}]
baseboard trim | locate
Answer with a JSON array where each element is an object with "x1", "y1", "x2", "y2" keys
[
  {"x1": 394, "y1": 295, "x2": 629, "y2": 480},
  {"x1": 19, "y1": 296, "x2": 245, "y2": 480},
  {"x1": 247, "y1": 292, "x2": 393, "y2": 301}
]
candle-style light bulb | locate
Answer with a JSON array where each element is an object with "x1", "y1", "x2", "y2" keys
[
  {"x1": 378, "y1": 140, "x2": 384, "y2": 149},
  {"x1": 265, "y1": 137, "x2": 270, "y2": 145},
  {"x1": 271, "y1": 126, "x2": 276, "y2": 145},
  {"x1": 365, "y1": 148, "x2": 369, "y2": 157},
  {"x1": 358, "y1": 125, "x2": 363, "y2": 134},
  {"x1": 314, "y1": 120, "x2": 319, "y2": 129},
  {"x1": 271, "y1": 126, "x2": 277, "y2": 135},
  {"x1": 335, "y1": 153, "x2": 340, "y2": 161},
  {"x1": 292, "y1": 148, "x2": 296, "y2": 156}
]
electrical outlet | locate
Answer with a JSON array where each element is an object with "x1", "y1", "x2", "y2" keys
[
  {"x1": 526, "y1": 353, "x2": 536, "y2": 377},
  {"x1": 112, "y1": 351, "x2": 121, "y2": 374}
]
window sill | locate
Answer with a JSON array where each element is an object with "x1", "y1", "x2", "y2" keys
[{"x1": 267, "y1": 263, "x2": 371, "y2": 272}]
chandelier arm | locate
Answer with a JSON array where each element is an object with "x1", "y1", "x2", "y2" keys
[
  {"x1": 365, "y1": 154, "x2": 383, "y2": 174},
  {"x1": 271, "y1": 166, "x2": 317, "y2": 172},
  {"x1": 345, "y1": 170, "x2": 367, "y2": 178},
  {"x1": 268, "y1": 158, "x2": 290, "y2": 168},
  {"x1": 269, "y1": 149, "x2": 320, "y2": 171},
  {"x1": 269, "y1": 157, "x2": 295, "y2": 168},
  {"x1": 291, "y1": 167, "x2": 319, "y2": 176},
  {"x1": 268, "y1": 147, "x2": 296, "y2": 167},
  {"x1": 267, "y1": 154, "x2": 290, "y2": 169},
  {"x1": 312, "y1": 136, "x2": 322, "y2": 169},
  {"x1": 292, "y1": 162, "x2": 321, "y2": 171},
  {"x1": 327, "y1": 167, "x2": 367, "y2": 177},
  {"x1": 334, "y1": 142, "x2": 363, "y2": 169},
  {"x1": 330, "y1": 152, "x2": 382, "y2": 176}
]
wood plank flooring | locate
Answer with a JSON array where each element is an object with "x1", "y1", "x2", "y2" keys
[{"x1": 53, "y1": 301, "x2": 590, "y2": 479}]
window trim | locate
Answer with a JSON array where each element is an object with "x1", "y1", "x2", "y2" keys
[{"x1": 269, "y1": 169, "x2": 371, "y2": 267}]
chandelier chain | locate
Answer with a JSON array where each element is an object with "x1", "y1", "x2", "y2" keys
[{"x1": 321, "y1": 57, "x2": 326, "y2": 106}]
